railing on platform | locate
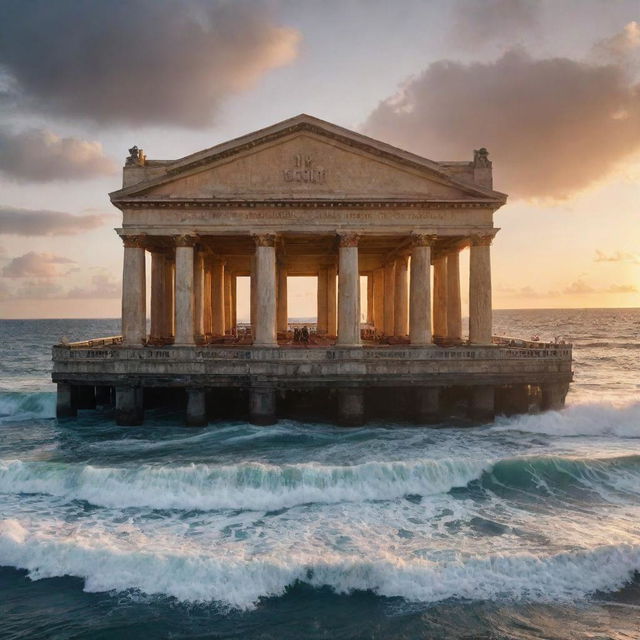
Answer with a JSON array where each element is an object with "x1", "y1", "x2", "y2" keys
[
  {"x1": 60, "y1": 336, "x2": 123, "y2": 348},
  {"x1": 58, "y1": 334, "x2": 571, "y2": 354},
  {"x1": 492, "y1": 335, "x2": 572, "y2": 349}
]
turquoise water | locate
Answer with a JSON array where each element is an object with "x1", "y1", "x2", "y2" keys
[{"x1": 0, "y1": 310, "x2": 639, "y2": 639}]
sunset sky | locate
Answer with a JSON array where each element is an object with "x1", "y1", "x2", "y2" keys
[{"x1": 0, "y1": 0, "x2": 639, "y2": 319}]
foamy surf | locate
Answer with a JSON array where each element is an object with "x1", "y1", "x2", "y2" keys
[
  {"x1": 0, "y1": 457, "x2": 490, "y2": 511},
  {"x1": 0, "y1": 392, "x2": 55, "y2": 423},
  {"x1": 1, "y1": 518, "x2": 638, "y2": 609},
  {"x1": 492, "y1": 401, "x2": 640, "y2": 438}
]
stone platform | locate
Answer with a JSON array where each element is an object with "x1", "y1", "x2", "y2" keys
[{"x1": 53, "y1": 337, "x2": 573, "y2": 426}]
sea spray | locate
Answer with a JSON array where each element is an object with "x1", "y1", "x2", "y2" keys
[
  {"x1": 0, "y1": 392, "x2": 56, "y2": 423},
  {"x1": 492, "y1": 401, "x2": 640, "y2": 438}
]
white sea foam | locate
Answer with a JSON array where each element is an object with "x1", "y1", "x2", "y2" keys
[
  {"x1": 492, "y1": 402, "x2": 640, "y2": 438},
  {"x1": 0, "y1": 518, "x2": 638, "y2": 609},
  {"x1": 0, "y1": 457, "x2": 490, "y2": 511},
  {"x1": 0, "y1": 392, "x2": 55, "y2": 423}
]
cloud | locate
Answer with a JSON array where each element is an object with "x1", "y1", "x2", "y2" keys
[
  {"x1": 0, "y1": 206, "x2": 110, "y2": 236},
  {"x1": 0, "y1": 0, "x2": 300, "y2": 127},
  {"x1": 11, "y1": 279, "x2": 65, "y2": 300},
  {"x1": 66, "y1": 274, "x2": 120, "y2": 299},
  {"x1": 2, "y1": 252, "x2": 75, "y2": 278},
  {"x1": 563, "y1": 279, "x2": 595, "y2": 295},
  {"x1": 497, "y1": 279, "x2": 638, "y2": 298},
  {"x1": 0, "y1": 127, "x2": 116, "y2": 181},
  {"x1": 594, "y1": 250, "x2": 640, "y2": 264},
  {"x1": 606, "y1": 284, "x2": 638, "y2": 293},
  {"x1": 593, "y1": 21, "x2": 640, "y2": 62},
  {"x1": 449, "y1": 0, "x2": 539, "y2": 47},
  {"x1": 363, "y1": 48, "x2": 640, "y2": 199},
  {"x1": 562, "y1": 279, "x2": 638, "y2": 295}
]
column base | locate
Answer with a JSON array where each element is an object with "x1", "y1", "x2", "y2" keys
[
  {"x1": 337, "y1": 387, "x2": 365, "y2": 427},
  {"x1": 415, "y1": 387, "x2": 440, "y2": 423},
  {"x1": 56, "y1": 383, "x2": 77, "y2": 418},
  {"x1": 186, "y1": 388, "x2": 207, "y2": 427},
  {"x1": 250, "y1": 387, "x2": 277, "y2": 425},
  {"x1": 541, "y1": 382, "x2": 569, "y2": 411},
  {"x1": 469, "y1": 386, "x2": 495, "y2": 421},
  {"x1": 115, "y1": 386, "x2": 144, "y2": 426}
]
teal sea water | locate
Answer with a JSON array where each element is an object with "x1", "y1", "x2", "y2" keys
[{"x1": 0, "y1": 309, "x2": 639, "y2": 639}]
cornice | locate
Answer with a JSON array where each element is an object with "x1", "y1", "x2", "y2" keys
[{"x1": 112, "y1": 198, "x2": 502, "y2": 211}]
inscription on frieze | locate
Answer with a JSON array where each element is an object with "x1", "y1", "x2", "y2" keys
[{"x1": 283, "y1": 154, "x2": 326, "y2": 184}]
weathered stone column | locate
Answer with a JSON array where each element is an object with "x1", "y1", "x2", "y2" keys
[
  {"x1": 230, "y1": 274, "x2": 237, "y2": 332},
  {"x1": 186, "y1": 388, "x2": 207, "y2": 427},
  {"x1": 394, "y1": 256, "x2": 409, "y2": 337},
  {"x1": 366, "y1": 273, "x2": 374, "y2": 325},
  {"x1": 446, "y1": 249, "x2": 462, "y2": 341},
  {"x1": 121, "y1": 235, "x2": 146, "y2": 346},
  {"x1": 383, "y1": 261, "x2": 395, "y2": 336},
  {"x1": 415, "y1": 387, "x2": 440, "y2": 423},
  {"x1": 193, "y1": 249, "x2": 204, "y2": 340},
  {"x1": 470, "y1": 385, "x2": 495, "y2": 421},
  {"x1": 277, "y1": 263, "x2": 288, "y2": 333},
  {"x1": 211, "y1": 257, "x2": 225, "y2": 336},
  {"x1": 203, "y1": 257, "x2": 212, "y2": 336},
  {"x1": 337, "y1": 387, "x2": 365, "y2": 426},
  {"x1": 250, "y1": 255, "x2": 257, "y2": 334},
  {"x1": 469, "y1": 233, "x2": 494, "y2": 345},
  {"x1": 254, "y1": 234, "x2": 277, "y2": 347},
  {"x1": 327, "y1": 264, "x2": 337, "y2": 336},
  {"x1": 149, "y1": 251, "x2": 165, "y2": 342},
  {"x1": 541, "y1": 382, "x2": 570, "y2": 411},
  {"x1": 250, "y1": 386, "x2": 277, "y2": 425},
  {"x1": 163, "y1": 254, "x2": 175, "y2": 339},
  {"x1": 433, "y1": 255, "x2": 448, "y2": 339},
  {"x1": 115, "y1": 385, "x2": 144, "y2": 426},
  {"x1": 409, "y1": 234, "x2": 434, "y2": 345},
  {"x1": 56, "y1": 383, "x2": 77, "y2": 418},
  {"x1": 174, "y1": 235, "x2": 196, "y2": 346},
  {"x1": 316, "y1": 267, "x2": 328, "y2": 334},
  {"x1": 372, "y1": 268, "x2": 384, "y2": 334},
  {"x1": 224, "y1": 271, "x2": 232, "y2": 334},
  {"x1": 337, "y1": 233, "x2": 361, "y2": 347}
]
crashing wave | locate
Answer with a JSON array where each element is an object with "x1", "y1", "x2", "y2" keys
[
  {"x1": 0, "y1": 518, "x2": 638, "y2": 609},
  {"x1": 0, "y1": 457, "x2": 490, "y2": 511},
  {"x1": 0, "y1": 392, "x2": 55, "y2": 423}
]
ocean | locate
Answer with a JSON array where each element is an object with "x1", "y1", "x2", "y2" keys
[{"x1": 0, "y1": 308, "x2": 639, "y2": 639}]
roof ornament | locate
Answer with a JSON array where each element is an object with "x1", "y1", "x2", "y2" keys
[
  {"x1": 473, "y1": 147, "x2": 491, "y2": 168},
  {"x1": 126, "y1": 145, "x2": 146, "y2": 167}
]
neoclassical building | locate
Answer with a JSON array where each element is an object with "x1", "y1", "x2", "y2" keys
[{"x1": 52, "y1": 115, "x2": 572, "y2": 426}]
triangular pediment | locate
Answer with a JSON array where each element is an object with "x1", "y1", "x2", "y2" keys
[{"x1": 110, "y1": 115, "x2": 506, "y2": 204}]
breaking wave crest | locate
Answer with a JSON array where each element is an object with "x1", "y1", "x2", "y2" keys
[
  {"x1": 0, "y1": 518, "x2": 638, "y2": 609},
  {"x1": 0, "y1": 392, "x2": 55, "y2": 424},
  {"x1": 2, "y1": 452, "x2": 640, "y2": 511},
  {"x1": 494, "y1": 402, "x2": 640, "y2": 437},
  {"x1": 0, "y1": 458, "x2": 489, "y2": 511}
]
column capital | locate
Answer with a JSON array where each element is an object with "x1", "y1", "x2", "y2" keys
[
  {"x1": 469, "y1": 231, "x2": 497, "y2": 247},
  {"x1": 411, "y1": 233, "x2": 437, "y2": 247},
  {"x1": 174, "y1": 234, "x2": 198, "y2": 248},
  {"x1": 338, "y1": 232, "x2": 360, "y2": 248},
  {"x1": 121, "y1": 234, "x2": 147, "y2": 249},
  {"x1": 253, "y1": 233, "x2": 277, "y2": 248}
]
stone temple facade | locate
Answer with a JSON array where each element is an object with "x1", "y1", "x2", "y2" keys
[{"x1": 52, "y1": 114, "x2": 572, "y2": 426}]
